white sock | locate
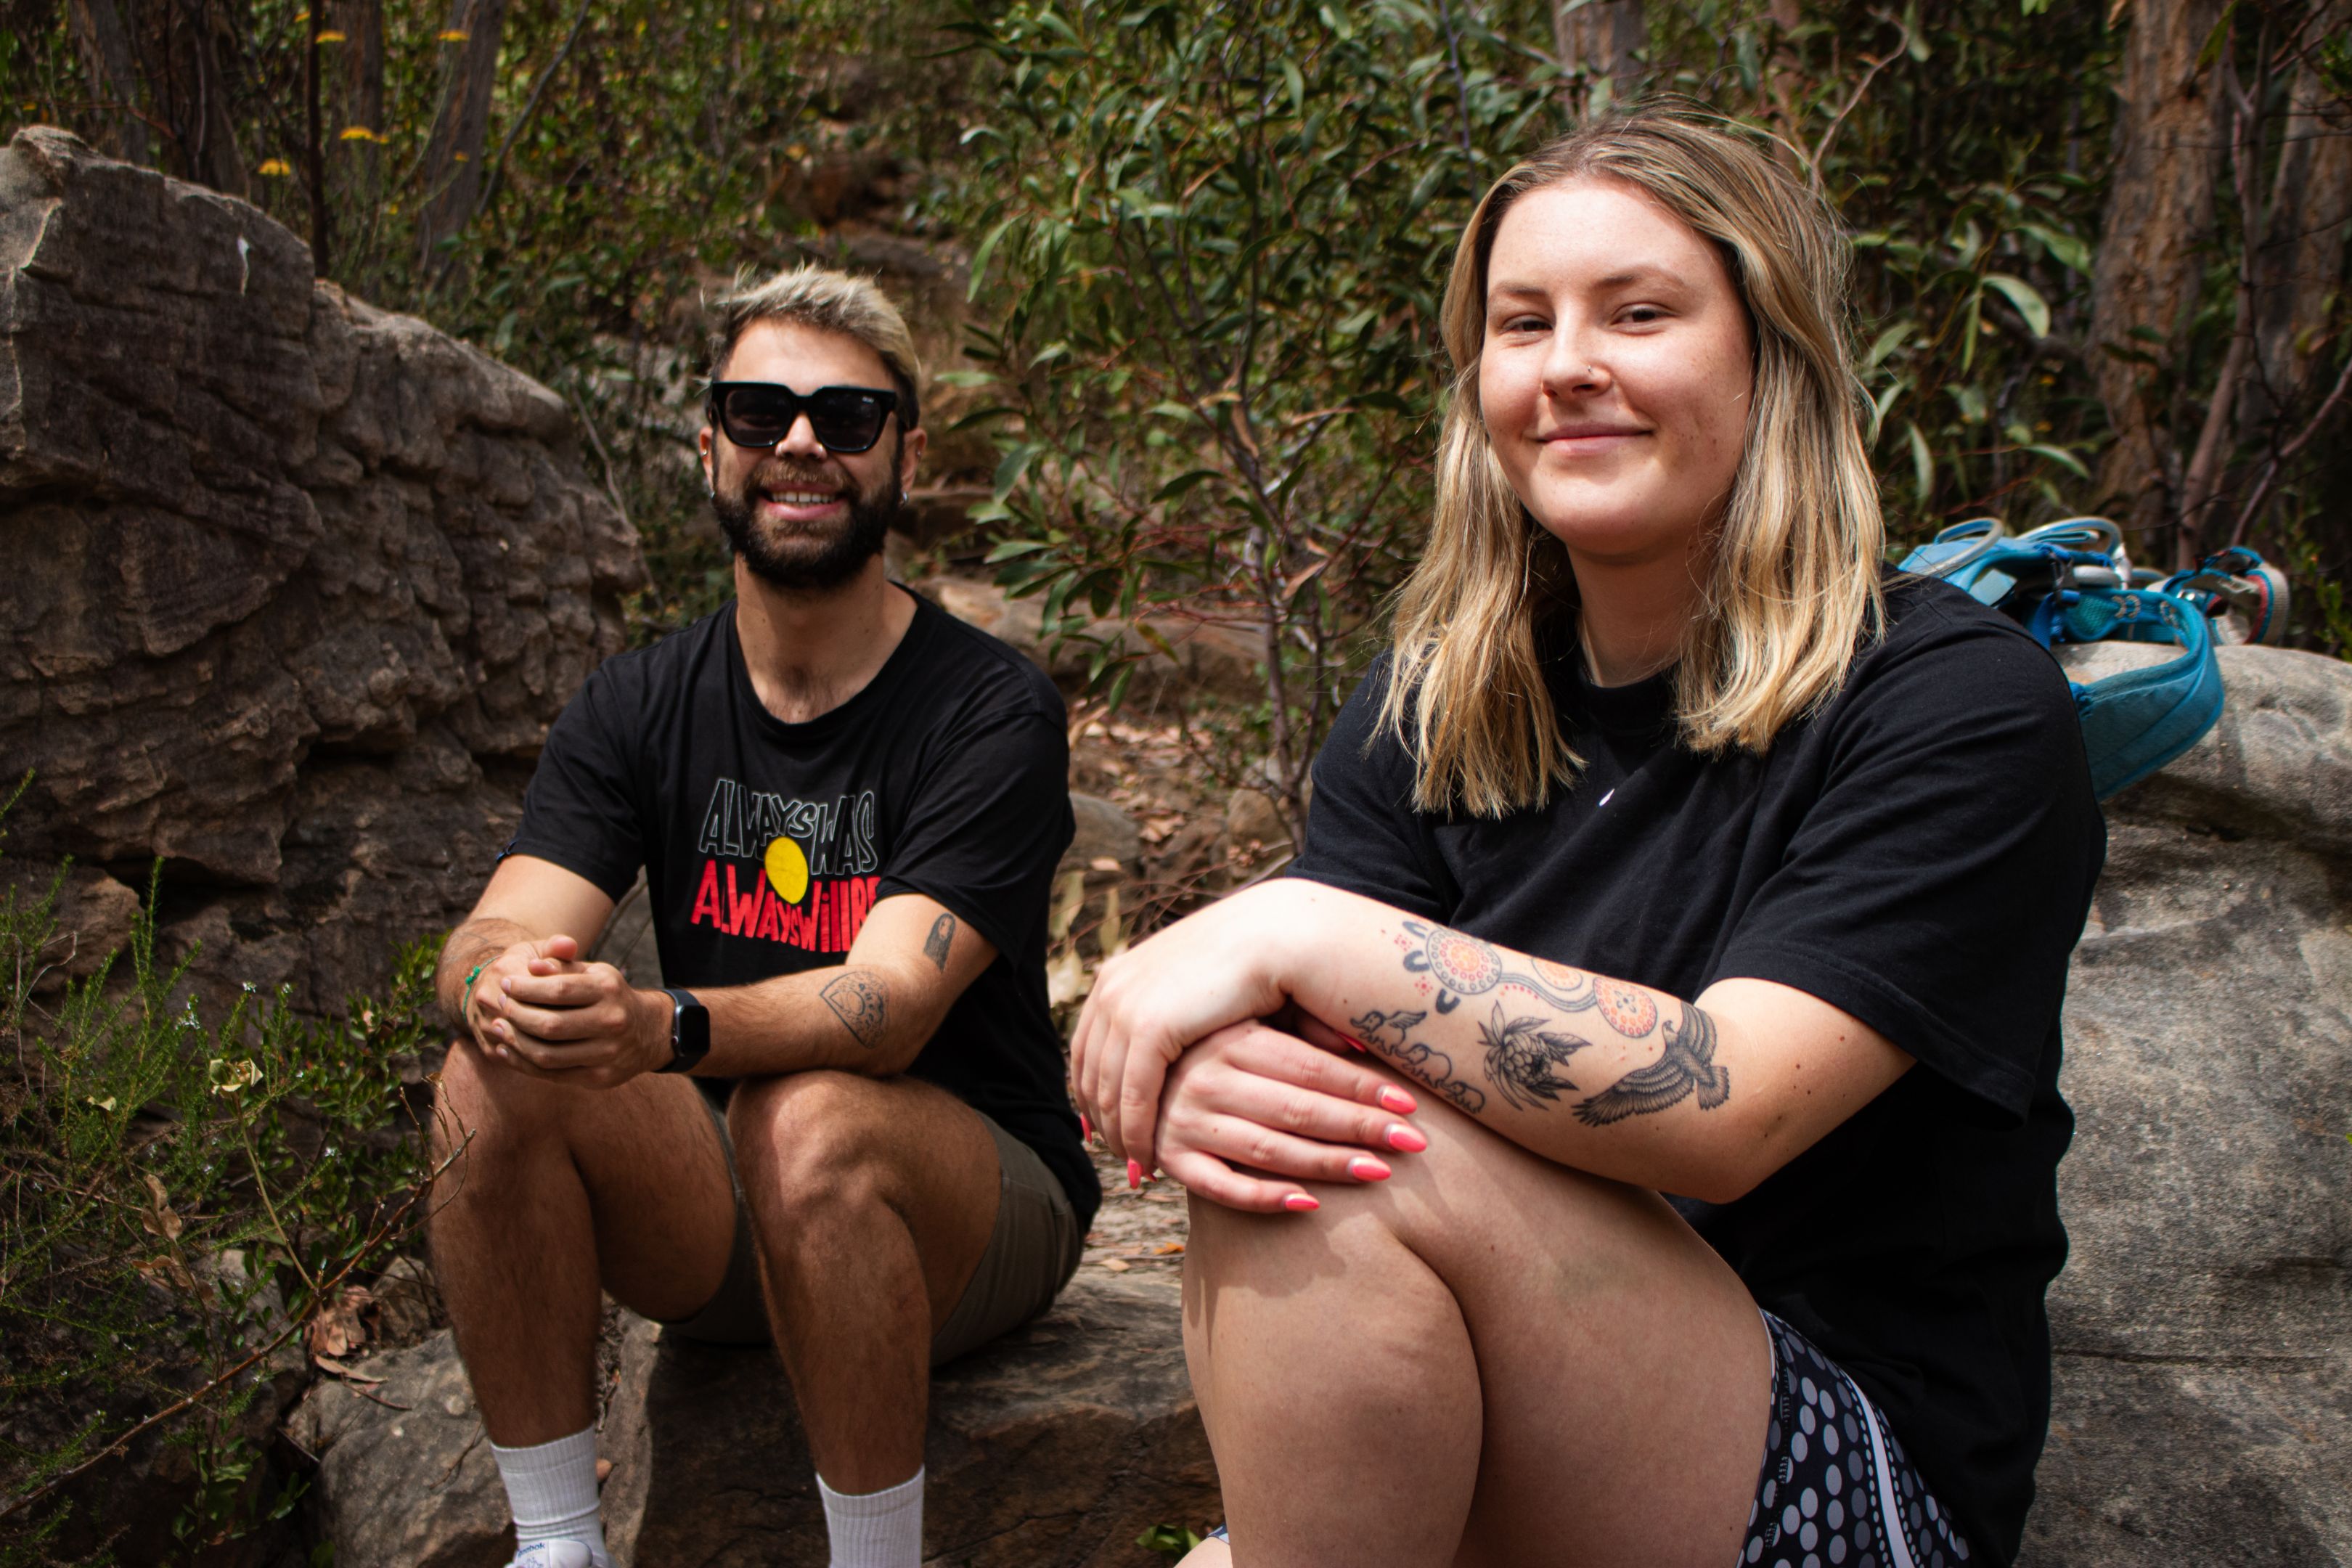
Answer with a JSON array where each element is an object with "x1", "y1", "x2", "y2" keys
[
  {"x1": 818, "y1": 1466, "x2": 925, "y2": 1568},
  {"x1": 491, "y1": 1427, "x2": 611, "y2": 1568}
]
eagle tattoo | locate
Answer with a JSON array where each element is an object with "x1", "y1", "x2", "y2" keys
[
  {"x1": 1476, "y1": 1003, "x2": 1593, "y2": 1112},
  {"x1": 1573, "y1": 1003, "x2": 1730, "y2": 1125}
]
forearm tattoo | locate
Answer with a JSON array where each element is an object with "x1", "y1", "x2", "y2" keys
[
  {"x1": 1378, "y1": 922, "x2": 1729, "y2": 1126},
  {"x1": 1349, "y1": 1008, "x2": 1487, "y2": 1114},
  {"x1": 923, "y1": 912, "x2": 956, "y2": 973},
  {"x1": 820, "y1": 970, "x2": 889, "y2": 1049},
  {"x1": 1400, "y1": 919, "x2": 1659, "y2": 1036},
  {"x1": 1575, "y1": 1002, "x2": 1730, "y2": 1124}
]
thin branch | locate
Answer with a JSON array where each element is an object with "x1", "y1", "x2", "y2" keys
[
  {"x1": 0, "y1": 1132, "x2": 469, "y2": 1527},
  {"x1": 2229, "y1": 348, "x2": 2352, "y2": 545},
  {"x1": 473, "y1": 0, "x2": 596, "y2": 224}
]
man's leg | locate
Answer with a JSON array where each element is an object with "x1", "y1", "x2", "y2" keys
[
  {"x1": 727, "y1": 1071, "x2": 1003, "y2": 1563},
  {"x1": 1177, "y1": 1067, "x2": 1770, "y2": 1568},
  {"x1": 428, "y1": 1039, "x2": 738, "y2": 1563}
]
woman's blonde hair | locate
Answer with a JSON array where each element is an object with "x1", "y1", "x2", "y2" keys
[{"x1": 1382, "y1": 110, "x2": 1885, "y2": 816}]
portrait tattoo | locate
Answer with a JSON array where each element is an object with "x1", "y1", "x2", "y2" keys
[
  {"x1": 1476, "y1": 1002, "x2": 1593, "y2": 1112},
  {"x1": 1349, "y1": 1008, "x2": 1487, "y2": 1114},
  {"x1": 821, "y1": 970, "x2": 890, "y2": 1050},
  {"x1": 1398, "y1": 920, "x2": 1660, "y2": 1037},
  {"x1": 1574, "y1": 1003, "x2": 1730, "y2": 1125},
  {"x1": 923, "y1": 912, "x2": 957, "y2": 973}
]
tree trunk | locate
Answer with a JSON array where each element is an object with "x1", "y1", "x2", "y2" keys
[
  {"x1": 416, "y1": 0, "x2": 510, "y2": 270},
  {"x1": 2088, "y1": 0, "x2": 2227, "y2": 548},
  {"x1": 2250, "y1": 36, "x2": 2352, "y2": 428},
  {"x1": 1553, "y1": 0, "x2": 1645, "y2": 120},
  {"x1": 68, "y1": 0, "x2": 150, "y2": 166}
]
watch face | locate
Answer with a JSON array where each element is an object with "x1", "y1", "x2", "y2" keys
[{"x1": 678, "y1": 1000, "x2": 711, "y2": 1056}]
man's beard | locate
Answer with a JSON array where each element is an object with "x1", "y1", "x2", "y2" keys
[{"x1": 710, "y1": 448, "x2": 904, "y2": 592}]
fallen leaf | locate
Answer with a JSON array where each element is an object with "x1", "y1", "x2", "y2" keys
[
  {"x1": 1153, "y1": 1242, "x2": 1185, "y2": 1255},
  {"x1": 139, "y1": 1174, "x2": 183, "y2": 1241},
  {"x1": 1089, "y1": 857, "x2": 1123, "y2": 872},
  {"x1": 1099, "y1": 1257, "x2": 1132, "y2": 1272},
  {"x1": 596, "y1": 1458, "x2": 614, "y2": 1485},
  {"x1": 307, "y1": 1283, "x2": 375, "y2": 1360}
]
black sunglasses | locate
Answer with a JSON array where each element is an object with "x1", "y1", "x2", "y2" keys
[{"x1": 706, "y1": 382, "x2": 902, "y2": 454}]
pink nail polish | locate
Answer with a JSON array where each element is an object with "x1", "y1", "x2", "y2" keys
[
  {"x1": 1079, "y1": 1113, "x2": 1093, "y2": 1143},
  {"x1": 1127, "y1": 1159, "x2": 1143, "y2": 1190},
  {"x1": 1377, "y1": 1086, "x2": 1417, "y2": 1114},
  {"x1": 1348, "y1": 1156, "x2": 1392, "y2": 1182},
  {"x1": 1342, "y1": 1035, "x2": 1370, "y2": 1053},
  {"x1": 1386, "y1": 1124, "x2": 1429, "y2": 1153},
  {"x1": 1283, "y1": 1193, "x2": 1320, "y2": 1212}
]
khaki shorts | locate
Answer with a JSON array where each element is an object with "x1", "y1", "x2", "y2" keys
[{"x1": 660, "y1": 1082, "x2": 1084, "y2": 1365}]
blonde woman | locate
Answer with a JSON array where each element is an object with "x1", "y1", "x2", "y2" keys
[{"x1": 1072, "y1": 113, "x2": 2100, "y2": 1568}]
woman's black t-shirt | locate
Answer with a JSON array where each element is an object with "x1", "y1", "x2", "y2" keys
[
  {"x1": 1288, "y1": 574, "x2": 2103, "y2": 1565},
  {"x1": 505, "y1": 590, "x2": 1098, "y2": 1231}
]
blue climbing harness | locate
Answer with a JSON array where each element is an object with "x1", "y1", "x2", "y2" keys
[{"x1": 1898, "y1": 518, "x2": 2288, "y2": 800}]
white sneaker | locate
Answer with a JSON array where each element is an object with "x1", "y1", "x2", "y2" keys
[{"x1": 507, "y1": 1543, "x2": 597, "y2": 1568}]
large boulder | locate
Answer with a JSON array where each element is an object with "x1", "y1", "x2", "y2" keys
[
  {"x1": 291, "y1": 1270, "x2": 1215, "y2": 1568},
  {"x1": 0, "y1": 127, "x2": 644, "y2": 1013},
  {"x1": 2024, "y1": 642, "x2": 2352, "y2": 1565}
]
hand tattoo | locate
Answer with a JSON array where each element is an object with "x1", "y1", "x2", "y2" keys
[
  {"x1": 1400, "y1": 920, "x2": 1659, "y2": 1036},
  {"x1": 923, "y1": 912, "x2": 957, "y2": 973},
  {"x1": 1477, "y1": 1002, "x2": 1593, "y2": 1111},
  {"x1": 821, "y1": 970, "x2": 889, "y2": 1050},
  {"x1": 1349, "y1": 1008, "x2": 1487, "y2": 1114},
  {"x1": 1574, "y1": 1003, "x2": 1730, "y2": 1125}
]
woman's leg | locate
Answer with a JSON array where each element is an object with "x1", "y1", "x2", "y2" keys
[{"x1": 1181, "y1": 1073, "x2": 1771, "y2": 1568}]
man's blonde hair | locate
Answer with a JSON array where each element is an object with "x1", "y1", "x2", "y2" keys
[
  {"x1": 706, "y1": 264, "x2": 925, "y2": 430},
  {"x1": 1381, "y1": 110, "x2": 1885, "y2": 817}
]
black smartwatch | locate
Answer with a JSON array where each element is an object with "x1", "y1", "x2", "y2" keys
[{"x1": 656, "y1": 987, "x2": 710, "y2": 1074}]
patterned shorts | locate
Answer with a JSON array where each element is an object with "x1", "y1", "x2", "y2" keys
[
  {"x1": 1744, "y1": 1311, "x2": 1975, "y2": 1568},
  {"x1": 1204, "y1": 1311, "x2": 1979, "y2": 1568}
]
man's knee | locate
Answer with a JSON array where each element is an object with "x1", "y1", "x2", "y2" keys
[
  {"x1": 730, "y1": 1070, "x2": 895, "y2": 1217},
  {"x1": 430, "y1": 1038, "x2": 574, "y2": 1170}
]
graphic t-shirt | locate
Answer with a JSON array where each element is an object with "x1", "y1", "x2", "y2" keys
[
  {"x1": 1289, "y1": 573, "x2": 2104, "y2": 1566},
  {"x1": 506, "y1": 589, "x2": 1098, "y2": 1230}
]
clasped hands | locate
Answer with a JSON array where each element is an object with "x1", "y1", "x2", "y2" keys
[
  {"x1": 464, "y1": 934, "x2": 671, "y2": 1088},
  {"x1": 1069, "y1": 880, "x2": 1428, "y2": 1214}
]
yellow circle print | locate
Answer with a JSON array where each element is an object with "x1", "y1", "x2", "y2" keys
[{"x1": 762, "y1": 835, "x2": 809, "y2": 904}]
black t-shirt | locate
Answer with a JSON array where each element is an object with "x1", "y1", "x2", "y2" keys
[
  {"x1": 1289, "y1": 574, "x2": 2102, "y2": 1566},
  {"x1": 506, "y1": 589, "x2": 1099, "y2": 1230}
]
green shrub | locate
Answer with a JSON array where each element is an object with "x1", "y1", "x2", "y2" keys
[{"x1": 0, "y1": 785, "x2": 451, "y2": 1564}]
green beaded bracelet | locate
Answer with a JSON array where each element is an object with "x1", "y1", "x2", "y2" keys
[{"x1": 461, "y1": 960, "x2": 489, "y2": 1024}]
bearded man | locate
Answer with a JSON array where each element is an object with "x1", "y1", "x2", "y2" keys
[{"x1": 428, "y1": 266, "x2": 1095, "y2": 1568}]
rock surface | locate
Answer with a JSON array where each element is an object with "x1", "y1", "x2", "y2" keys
[
  {"x1": 2024, "y1": 642, "x2": 2352, "y2": 1566},
  {"x1": 293, "y1": 1268, "x2": 1214, "y2": 1568},
  {"x1": 0, "y1": 127, "x2": 642, "y2": 1013}
]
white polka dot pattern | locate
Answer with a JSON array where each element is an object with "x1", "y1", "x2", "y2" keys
[{"x1": 1738, "y1": 1313, "x2": 1975, "y2": 1568}]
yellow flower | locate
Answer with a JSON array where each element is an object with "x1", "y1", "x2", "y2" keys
[
  {"x1": 317, "y1": 28, "x2": 347, "y2": 41},
  {"x1": 340, "y1": 125, "x2": 384, "y2": 142},
  {"x1": 438, "y1": 28, "x2": 469, "y2": 40},
  {"x1": 257, "y1": 158, "x2": 293, "y2": 177}
]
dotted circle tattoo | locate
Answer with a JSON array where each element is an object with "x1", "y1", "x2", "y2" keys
[
  {"x1": 1424, "y1": 931, "x2": 1503, "y2": 995},
  {"x1": 1595, "y1": 980, "x2": 1659, "y2": 1038}
]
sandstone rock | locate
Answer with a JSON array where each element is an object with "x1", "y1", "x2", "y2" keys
[
  {"x1": 2023, "y1": 642, "x2": 2352, "y2": 1566},
  {"x1": 287, "y1": 1332, "x2": 509, "y2": 1568},
  {"x1": 1064, "y1": 791, "x2": 1143, "y2": 882},
  {"x1": 296, "y1": 1272, "x2": 1214, "y2": 1568},
  {"x1": 0, "y1": 128, "x2": 644, "y2": 1014}
]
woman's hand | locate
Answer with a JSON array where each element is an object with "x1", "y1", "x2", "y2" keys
[
  {"x1": 1071, "y1": 878, "x2": 1331, "y2": 1167},
  {"x1": 1155, "y1": 1018, "x2": 1429, "y2": 1213}
]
